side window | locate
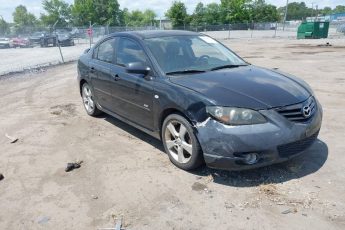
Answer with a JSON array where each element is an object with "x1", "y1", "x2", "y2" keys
[
  {"x1": 96, "y1": 38, "x2": 115, "y2": 63},
  {"x1": 116, "y1": 38, "x2": 148, "y2": 67}
]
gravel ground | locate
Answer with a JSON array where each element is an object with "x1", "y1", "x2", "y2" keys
[{"x1": 0, "y1": 38, "x2": 345, "y2": 230}]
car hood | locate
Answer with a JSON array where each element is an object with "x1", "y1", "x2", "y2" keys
[{"x1": 169, "y1": 65, "x2": 311, "y2": 110}]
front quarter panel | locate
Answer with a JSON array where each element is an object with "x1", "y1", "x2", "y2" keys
[{"x1": 153, "y1": 78, "x2": 214, "y2": 131}]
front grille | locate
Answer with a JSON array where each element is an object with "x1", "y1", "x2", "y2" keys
[
  {"x1": 276, "y1": 97, "x2": 316, "y2": 122},
  {"x1": 277, "y1": 131, "x2": 319, "y2": 158}
]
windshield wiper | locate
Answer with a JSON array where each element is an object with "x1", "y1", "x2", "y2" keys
[
  {"x1": 166, "y1": 69, "x2": 206, "y2": 75},
  {"x1": 210, "y1": 64, "x2": 248, "y2": 71}
]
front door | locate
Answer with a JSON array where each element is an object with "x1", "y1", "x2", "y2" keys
[{"x1": 109, "y1": 37, "x2": 155, "y2": 130}]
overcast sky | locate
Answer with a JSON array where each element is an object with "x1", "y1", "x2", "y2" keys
[{"x1": 0, "y1": 0, "x2": 344, "y2": 22}]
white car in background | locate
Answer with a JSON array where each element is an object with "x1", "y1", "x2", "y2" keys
[
  {"x1": 337, "y1": 24, "x2": 345, "y2": 34},
  {"x1": 0, "y1": 37, "x2": 12, "y2": 48}
]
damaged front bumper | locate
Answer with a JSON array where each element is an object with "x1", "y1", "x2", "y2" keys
[{"x1": 196, "y1": 101, "x2": 323, "y2": 171}]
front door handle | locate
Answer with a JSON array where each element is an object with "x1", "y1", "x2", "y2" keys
[
  {"x1": 90, "y1": 67, "x2": 95, "y2": 73},
  {"x1": 112, "y1": 74, "x2": 120, "y2": 81}
]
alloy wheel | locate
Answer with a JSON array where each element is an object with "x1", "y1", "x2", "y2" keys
[
  {"x1": 82, "y1": 84, "x2": 95, "y2": 114},
  {"x1": 164, "y1": 120, "x2": 193, "y2": 164}
]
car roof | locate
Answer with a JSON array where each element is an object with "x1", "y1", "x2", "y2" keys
[{"x1": 110, "y1": 30, "x2": 201, "y2": 39}]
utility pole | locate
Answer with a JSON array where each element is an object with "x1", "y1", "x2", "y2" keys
[
  {"x1": 53, "y1": 20, "x2": 64, "y2": 63},
  {"x1": 89, "y1": 21, "x2": 92, "y2": 49},
  {"x1": 311, "y1": 2, "x2": 315, "y2": 20},
  {"x1": 315, "y1": 5, "x2": 318, "y2": 21},
  {"x1": 283, "y1": 0, "x2": 289, "y2": 31}
]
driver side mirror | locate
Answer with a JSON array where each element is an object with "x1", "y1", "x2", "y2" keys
[{"x1": 126, "y1": 62, "x2": 151, "y2": 75}]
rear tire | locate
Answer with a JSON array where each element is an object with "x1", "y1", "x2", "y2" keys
[
  {"x1": 81, "y1": 82, "x2": 102, "y2": 116},
  {"x1": 162, "y1": 114, "x2": 204, "y2": 170}
]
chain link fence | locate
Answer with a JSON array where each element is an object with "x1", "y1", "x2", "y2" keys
[{"x1": 0, "y1": 22, "x2": 344, "y2": 75}]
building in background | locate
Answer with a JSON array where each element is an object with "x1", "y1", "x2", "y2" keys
[
  {"x1": 159, "y1": 19, "x2": 172, "y2": 29},
  {"x1": 329, "y1": 12, "x2": 345, "y2": 21},
  {"x1": 307, "y1": 12, "x2": 345, "y2": 22}
]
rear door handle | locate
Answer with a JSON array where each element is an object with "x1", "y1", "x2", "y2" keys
[
  {"x1": 90, "y1": 67, "x2": 95, "y2": 73},
  {"x1": 112, "y1": 74, "x2": 120, "y2": 81}
]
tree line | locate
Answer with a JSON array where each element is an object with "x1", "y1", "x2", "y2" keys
[
  {"x1": 0, "y1": 0, "x2": 157, "y2": 35},
  {"x1": 278, "y1": 2, "x2": 345, "y2": 21},
  {"x1": 167, "y1": 0, "x2": 345, "y2": 28},
  {"x1": 0, "y1": 0, "x2": 345, "y2": 35}
]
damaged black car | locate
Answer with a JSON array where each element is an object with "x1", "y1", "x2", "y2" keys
[{"x1": 77, "y1": 30, "x2": 322, "y2": 171}]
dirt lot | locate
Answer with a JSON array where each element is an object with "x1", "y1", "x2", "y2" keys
[{"x1": 0, "y1": 38, "x2": 345, "y2": 230}]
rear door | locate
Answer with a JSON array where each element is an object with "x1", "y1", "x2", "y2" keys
[
  {"x1": 109, "y1": 37, "x2": 155, "y2": 130},
  {"x1": 89, "y1": 38, "x2": 116, "y2": 111}
]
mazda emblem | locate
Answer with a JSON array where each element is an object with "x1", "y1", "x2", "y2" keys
[{"x1": 302, "y1": 105, "x2": 311, "y2": 118}]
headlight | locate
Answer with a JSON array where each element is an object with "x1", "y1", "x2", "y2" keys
[{"x1": 206, "y1": 106, "x2": 267, "y2": 125}]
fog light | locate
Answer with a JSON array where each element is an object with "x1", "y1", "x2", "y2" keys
[{"x1": 243, "y1": 153, "x2": 259, "y2": 165}]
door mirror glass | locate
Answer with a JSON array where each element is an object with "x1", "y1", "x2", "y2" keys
[{"x1": 126, "y1": 62, "x2": 151, "y2": 75}]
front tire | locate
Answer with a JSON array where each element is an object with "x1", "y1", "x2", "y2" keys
[
  {"x1": 162, "y1": 114, "x2": 204, "y2": 170},
  {"x1": 81, "y1": 83, "x2": 102, "y2": 116}
]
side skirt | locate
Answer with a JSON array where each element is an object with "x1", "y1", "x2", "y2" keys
[{"x1": 97, "y1": 103, "x2": 161, "y2": 140}]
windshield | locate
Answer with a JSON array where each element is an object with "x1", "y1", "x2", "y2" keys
[
  {"x1": 33, "y1": 32, "x2": 44, "y2": 36},
  {"x1": 145, "y1": 35, "x2": 247, "y2": 74}
]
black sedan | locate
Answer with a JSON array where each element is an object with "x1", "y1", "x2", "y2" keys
[
  {"x1": 29, "y1": 31, "x2": 57, "y2": 47},
  {"x1": 77, "y1": 30, "x2": 322, "y2": 171},
  {"x1": 56, "y1": 31, "x2": 75, "y2": 46}
]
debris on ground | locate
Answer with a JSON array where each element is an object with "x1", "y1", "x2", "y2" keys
[
  {"x1": 24, "y1": 66, "x2": 47, "y2": 74},
  {"x1": 98, "y1": 217, "x2": 125, "y2": 230},
  {"x1": 224, "y1": 202, "x2": 235, "y2": 209},
  {"x1": 192, "y1": 182, "x2": 208, "y2": 191},
  {"x1": 258, "y1": 184, "x2": 278, "y2": 196},
  {"x1": 5, "y1": 133, "x2": 18, "y2": 143},
  {"x1": 65, "y1": 160, "x2": 83, "y2": 172},
  {"x1": 318, "y1": 42, "x2": 332, "y2": 47},
  {"x1": 281, "y1": 209, "x2": 292, "y2": 214},
  {"x1": 281, "y1": 208, "x2": 298, "y2": 214},
  {"x1": 204, "y1": 174, "x2": 214, "y2": 184},
  {"x1": 115, "y1": 218, "x2": 122, "y2": 230},
  {"x1": 51, "y1": 110, "x2": 62, "y2": 115},
  {"x1": 0, "y1": 173, "x2": 4, "y2": 181},
  {"x1": 37, "y1": 216, "x2": 50, "y2": 224}
]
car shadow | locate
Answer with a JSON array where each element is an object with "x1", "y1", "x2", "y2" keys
[
  {"x1": 100, "y1": 113, "x2": 328, "y2": 187},
  {"x1": 191, "y1": 139, "x2": 328, "y2": 187}
]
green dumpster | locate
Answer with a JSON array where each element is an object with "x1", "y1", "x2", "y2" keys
[{"x1": 297, "y1": 21, "x2": 329, "y2": 39}]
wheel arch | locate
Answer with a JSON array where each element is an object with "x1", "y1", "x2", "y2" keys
[
  {"x1": 159, "y1": 108, "x2": 196, "y2": 139},
  {"x1": 79, "y1": 79, "x2": 88, "y2": 96}
]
